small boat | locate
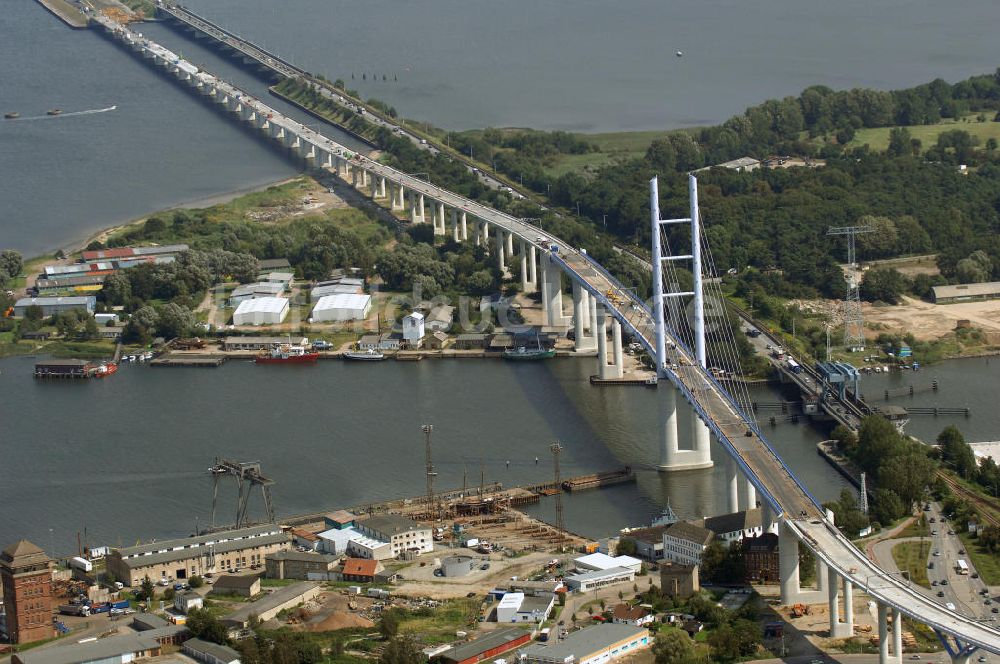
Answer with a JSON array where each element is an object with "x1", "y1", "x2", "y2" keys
[
  {"x1": 256, "y1": 343, "x2": 319, "y2": 364},
  {"x1": 504, "y1": 346, "x2": 555, "y2": 360},
  {"x1": 4, "y1": 112, "x2": 19, "y2": 119},
  {"x1": 676, "y1": 50, "x2": 683, "y2": 57},
  {"x1": 47, "y1": 109, "x2": 63, "y2": 116},
  {"x1": 343, "y1": 348, "x2": 385, "y2": 361},
  {"x1": 94, "y1": 362, "x2": 118, "y2": 378}
]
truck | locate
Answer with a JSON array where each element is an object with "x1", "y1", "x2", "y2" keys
[
  {"x1": 367, "y1": 588, "x2": 390, "y2": 600},
  {"x1": 464, "y1": 538, "x2": 480, "y2": 549},
  {"x1": 539, "y1": 628, "x2": 551, "y2": 642},
  {"x1": 59, "y1": 603, "x2": 91, "y2": 617},
  {"x1": 69, "y1": 557, "x2": 93, "y2": 573},
  {"x1": 87, "y1": 600, "x2": 130, "y2": 615}
]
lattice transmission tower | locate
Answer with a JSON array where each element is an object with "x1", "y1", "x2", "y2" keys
[{"x1": 827, "y1": 225, "x2": 873, "y2": 349}]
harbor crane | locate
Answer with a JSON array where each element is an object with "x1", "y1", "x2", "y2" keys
[{"x1": 208, "y1": 457, "x2": 275, "y2": 529}]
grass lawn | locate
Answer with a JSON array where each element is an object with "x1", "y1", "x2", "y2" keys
[
  {"x1": 957, "y1": 531, "x2": 1000, "y2": 585},
  {"x1": 849, "y1": 114, "x2": 1000, "y2": 152},
  {"x1": 897, "y1": 517, "x2": 930, "y2": 539},
  {"x1": 545, "y1": 130, "x2": 665, "y2": 177},
  {"x1": 397, "y1": 598, "x2": 481, "y2": 645},
  {"x1": 891, "y1": 541, "x2": 931, "y2": 588}
]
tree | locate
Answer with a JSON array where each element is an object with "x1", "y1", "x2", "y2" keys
[
  {"x1": 102, "y1": 271, "x2": 133, "y2": 306},
  {"x1": 872, "y1": 488, "x2": 905, "y2": 525},
  {"x1": 186, "y1": 608, "x2": 229, "y2": 645},
  {"x1": 379, "y1": 636, "x2": 423, "y2": 664},
  {"x1": 860, "y1": 268, "x2": 908, "y2": 304},
  {"x1": 653, "y1": 628, "x2": 695, "y2": 664},
  {"x1": 188, "y1": 575, "x2": 203, "y2": 589},
  {"x1": 824, "y1": 488, "x2": 870, "y2": 537},
  {"x1": 82, "y1": 316, "x2": 99, "y2": 340},
  {"x1": 937, "y1": 426, "x2": 977, "y2": 479},
  {"x1": 24, "y1": 305, "x2": 44, "y2": 322},
  {"x1": 887, "y1": 127, "x2": 912, "y2": 157},
  {"x1": 708, "y1": 619, "x2": 762, "y2": 662},
  {"x1": 380, "y1": 607, "x2": 404, "y2": 640},
  {"x1": 0, "y1": 250, "x2": 23, "y2": 282},
  {"x1": 156, "y1": 303, "x2": 195, "y2": 339},
  {"x1": 616, "y1": 538, "x2": 638, "y2": 557},
  {"x1": 136, "y1": 576, "x2": 155, "y2": 602},
  {"x1": 831, "y1": 424, "x2": 858, "y2": 452}
]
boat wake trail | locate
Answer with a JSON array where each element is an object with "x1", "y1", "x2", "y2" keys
[{"x1": 11, "y1": 105, "x2": 117, "y2": 121}]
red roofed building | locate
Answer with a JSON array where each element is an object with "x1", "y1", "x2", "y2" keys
[
  {"x1": 341, "y1": 557, "x2": 382, "y2": 582},
  {"x1": 82, "y1": 247, "x2": 136, "y2": 261}
]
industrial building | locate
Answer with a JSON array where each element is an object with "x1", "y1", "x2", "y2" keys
[
  {"x1": 520, "y1": 623, "x2": 651, "y2": 664},
  {"x1": 694, "y1": 508, "x2": 763, "y2": 546},
  {"x1": 437, "y1": 627, "x2": 532, "y2": 664},
  {"x1": 311, "y1": 293, "x2": 372, "y2": 322},
  {"x1": 661, "y1": 521, "x2": 714, "y2": 565},
  {"x1": 932, "y1": 281, "x2": 1000, "y2": 303},
  {"x1": 33, "y1": 359, "x2": 98, "y2": 379},
  {"x1": 494, "y1": 592, "x2": 554, "y2": 623},
  {"x1": 232, "y1": 297, "x2": 289, "y2": 325},
  {"x1": 743, "y1": 533, "x2": 780, "y2": 583},
  {"x1": 315, "y1": 526, "x2": 390, "y2": 560},
  {"x1": 34, "y1": 274, "x2": 107, "y2": 295},
  {"x1": 574, "y1": 552, "x2": 643, "y2": 574},
  {"x1": 266, "y1": 550, "x2": 339, "y2": 580},
  {"x1": 222, "y1": 336, "x2": 307, "y2": 351},
  {"x1": 440, "y1": 555, "x2": 476, "y2": 577},
  {"x1": 174, "y1": 592, "x2": 204, "y2": 614},
  {"x1": 261, "y1": 271, "x2": 294, "y2": 290},
  {"x1": 106, "y1": 525, "x2": 290, "y2": 586},
  {"x1": 324, "y1": 511, "x2": 356, "y2": 529},
  {"x1": 13, "y1": 296, "x2": 95, "y2": 318},
  {"x1": 228, "y1": 281, "x2": 287, "y2": 306},
  {"x1": 341, "y1": 557, "x2": 382, "y2": 582},
  {"x1": 81, "y1": 244, "x2": 190, "y2": 262},
  {"x1": 659, "y1": 563, "x2": 700, "y2": 599},
  {"x1": 356, "y1": 514, "x2": 433, "y2": 557},
  {"x1": 1, "y1": 540, "x2": 54, "y2": 645},
  {"x1": 182, "y1": 638, "x2": 242, "y2": 664},
  {"x1": 210, "y1": 574, "x2": 260, "y2": 598},
  {"x1": 312, "y1": 283, "x2": 363, "y2": 299},
  {"x1": 222, "y1": 581, "x2": 321, "y2": 628},
  {"x1": 402, "y1": 312, "x2": 425, "y2": 347},
  {"x1": 564, "y1": 566, "x2": 636, "y2": 592},
  {"x1": 258, "y1": 258, "x2": 292, "y2": 272},
  {"x1": 618, "y1": 525, "x2": 667, "y2": 561},
  {"x1": 11, "y1": 633, "x2": 164, "y2": 664}
]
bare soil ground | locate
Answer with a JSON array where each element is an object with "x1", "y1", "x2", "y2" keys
[{"x1": 865, "y1": 296, "x2": 1000, "y2": 340}]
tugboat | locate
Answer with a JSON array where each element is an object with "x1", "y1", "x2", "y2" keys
[
  {"x1": 343, "y1": 348, "x2": 386, "y2": 361},
  {"x1": 47, "y1": 109, "x2": 63, "y2": 116},
  {"x1": 94, "y1": 362, "x2": 118, "y2": 378},
  {"x1": 255, "y1": 343, "x2": 319, "y2": 364},
  {"x1": 4, "y1": 112, "x2": 19, "y2": 119}
]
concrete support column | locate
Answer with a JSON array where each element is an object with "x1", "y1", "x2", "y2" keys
[
  {"x1": 409, "y1": 190, "x2": 419, "y2": 224},
  {"x1": 779, "y1": 521, "x2": 800, "y2": 605},
  {"x1": 596, "y1": 305, "x2": 609, "y2": 379},
  {"x1": 843, "y1": 579, "x2": 854, "y2": 635},
  {"x1": 473, "y1": 219, "x2": 481, "y2": 246},
  {"x1": 460, "y1": 212, "x2": 468, "y2": 241},
  {"x1": 891, "y1": 608, "x2": 902, "y2": 663},
  {"x1": 658, "y1": 386, "x2": 679, "y2": 470},
  {"x1": 505, "y1": 231, "x2": 514, "y2": 260},
  {"x1": 496, "y1": 226, "x2": 506, "y2": 272},
  {"x1": 611, "y1": 319, "x2": 624, "y2": 378},
  {"x1": 418, "y1": 194, "x2": 426, "y2": 222},
  {"x1": 693, "y1": 420, "x2": 711, "y2": 467},
  {"x1": 573, "y1": 281, "x2": 590, "y2": 351},
  {"x1": 529, "y1": 245, "x2": 537, "y2": 289},
  {"x1": 762, "y1": 501, "x2": 776, "y2": 533},
  {"x1": 520, "y1": 241, "x2": 529, "y2": 291},
  {"x1": 727, "y1": 458, "x2": 740, "y2": 514},
  {"x1": 481, "y1": 221, "x2": 490, "y2": 249},
  {"x1": 378, "y1": 177, "x2": 386, "y2": 199},
  {"x1": 816, "y1": 557, "x2": 828, "y2": 594},
  {"x1": 548, "y1": 263, "x2": 564, "y2": 327},
  {"x1": 878, "y1": 603, "x2": 889, "y2": 664},
  {"x1": 437, "y1": 202, "x2": 446, "y2": 236},
  {"x1": 743, "y1": 476, "x2": 757, "y2": 509},
  {"x1": 352, "y1": 167, "x2": 361, "y2": 188},
  {"x1": 829, "y1": 569, "x2": 852, "y2": 638},
  {"x1": 589, "y1": 296, "x2": 598, "y2": 342},
  {"x1": 540, "y1": 257, "x2": 550, "y2": 320},
  {"x1": 452, "y1": 209, "x2": 460, "y2": 242}
]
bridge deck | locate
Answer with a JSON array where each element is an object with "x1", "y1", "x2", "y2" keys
[{"x1": 92, "y1": 14, "x2": 1000, "y2": 653}]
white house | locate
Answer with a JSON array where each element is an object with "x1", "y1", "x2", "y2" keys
[
  {"x1": 662, "y1": 521, "x2": 714, "y2": 566},
  {"x1": 574, "y1": 552, "x2": 642, "y2": 575},
  {"x1": 695, "y1": 509, "x2": 763, "y2": 547},
  {"x1": 261, "y1": 271, "x2": 294, "y2": 291},
  {"x1": 232, "y1": 297, "x2": 289, "y2": 326},
  {"x1": 311, "y1": 294, "x2": 372, "y2": 322},
  {"x1": 402, "y1": 312, "x2": 425, "y2": 347},
  {"x1": 174, "y1": 592, "x2": 204, "y2": 614}
]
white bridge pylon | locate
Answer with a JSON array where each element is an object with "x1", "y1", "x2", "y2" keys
[{"x1": 651, "y1": 175, "x2": 712, "y2": 471}]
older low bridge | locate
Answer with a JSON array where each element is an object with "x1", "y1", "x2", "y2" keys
[{"x1": 91, "y1": 14, "x2": 1000, "y2": 663}]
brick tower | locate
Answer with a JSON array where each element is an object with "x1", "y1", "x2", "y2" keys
[{"x1": 0, "y1": 540, "x2": 54, "y2": 644}]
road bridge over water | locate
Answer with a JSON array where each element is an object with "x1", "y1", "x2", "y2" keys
[{"x1": 90, "y1": 14, "x2": 1000, "y2": 662}]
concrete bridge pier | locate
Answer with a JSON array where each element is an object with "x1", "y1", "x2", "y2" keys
[
  {"x1": 611, "y1": 319, "x2": 623, "y2": 378},
  {"x1": 779, "y1": 520, "x2": 825, "y2": 605},
  {"x1": 452, "y1": 210, "x2": 461, "y2": 242},
  {"x1": 520, "y1": 240, "x2": 529, "y2": 290},
  {"x1": 473, "y1": 220, "x2": 481, "y2": 246},
  {"x1": 460, "y1": 211, "x2": 469, "y2": 241},
  {"x1": 658, "y1": 387, "x2": 680, "y2": 469},
  {"x1": 436, "y1": 202, "x2": 447, "y2": 236},
  {"x1": 408, "y1": 190, "x2": 420, "y2": 223},
  {"x1": 322, "y1": 152, "x2": 333, "y2": 169},
  {"x1": 878, "y1": 604, "x2": 890, "y2": 664},
  {"x1": 377, "y1": 177, "x2": 387, "y2": 199},
  {"x1": 418, "y1": 194, "x2": 426, "y2": 222},
  {"x1": 743, "y1": 477, "x2": 757, "y2": 509},
  {"x1": 505, "y1": 231, "x2": 514, "y2": 261},
  {"x1": 595, "y1": 316, "x2": 624, "y2": 379},
  {"x1": 528, "y1": 245, "x2": 537, "y2": 289},
  {"x1": 572, "y1": 283, "x2": 592, "y2": 351},
  {"x1": 481, "y1": 221, "x2": 490, "y2": 249},
  {"x1": 828, "y1": 567, "x2": 853, "y2": 638},
  {"x1": 496, "y1": 227, "x2": 506, "y2": 271},
  {"x1": 726, "y1": 458, "x2": 740, "y2": 513},
  {"x1": 391, "y1": 183, "x2": 404, "y2": 211},
  {"x1": 892, "y1": 607, "x2": 902, "y2": 664},
  {"x1": 595, "y1": 305, "x2": 611, "y2": 379}
]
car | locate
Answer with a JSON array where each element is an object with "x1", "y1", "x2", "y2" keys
[
  {"x1": 940, "y1": 579, "x2": 948, "y2": 585},
  {"x1": 433, "y1": 569, "x2": 444, "y2": 577},
  {"x1": 937, "y1": 591, "x2": 945, "y2": 597},
  {"x1": 959, "y1": 549, "x2": 966, "y2": 555},
  {"x1": 923, "y1": 504, "x2": 931, "y2": 511},
  {"x1": 930, "y1": 517, "x2": 936, "y2": 523},
  {"x1": 931, "y1": 530, "x2": 938, "y2": 535},
  {"x1": 993, "y1": 607, "x2": 999, "y2": 614},
  {"x1": 981, "y1": 589, "x2": 990, "y2": 596},
  {"x1": 978, "y1": 658, "x2": 986, "y2": 663},
  {"x1": 932, "y1": 581, "x2": 938, "y2": 586},
  {"x1": 928, "y1": 562, "x2": 934, "y2": 569},
  {"x1": 972, "y1": 572, "x2": 979, "y2": 579},
  {"x1": 948, "y1": 530, "x2": 955, "y2": 535},
  {"x1": 985, "y1": 599, "x2": 993, "y2": 605},
  {"x1": 911, "y1": 656, "x2": 921, "y2": 660},
  {"x1": 480, "y1": 563, "x2": 491, "y2": 570},
  {"x1": 420, "y1": 139, "x2": 428, "y2": 145},
  {"x1": 933, "y1": 551, "x2": 941, "y2": 557},
  {"x1": 466, "y1": 592, "x2": 477, "y2": 598}
]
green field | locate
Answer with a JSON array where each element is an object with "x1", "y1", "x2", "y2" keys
[
  {"x1": 957, "y1": 531, "x2": 1000, "y2": 585},
  {"x1": 546, "y1": 130, "x2": 665, "y2": 177},
  {"x1": 849, "y1": 115, "x2": 1000, "y2": 152},
  {"x1": 891, "y1": 541, "x2": 931, "y2": 588}
]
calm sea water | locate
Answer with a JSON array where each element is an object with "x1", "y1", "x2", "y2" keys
[
  {"x1": 0, "y1": 355, "x2": 849, "y2": 552},
  {"x1": 5, "y1": 0, "x2": 1000, "y2": 255}
]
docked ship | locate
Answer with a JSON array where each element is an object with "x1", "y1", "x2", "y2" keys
[
  {"x1": 503, "y1": 345, "x2": 555, "y2": 361},
  {"x1": 255, "y1": 343, "x2": 319, "y2": 364},
  {"x1": 4, "y1": 112, "x2": 19, "y2": 119},
  {"x1": 343, "y1": 348, "x2": 385, "y2": 361},
  {"x1": 93, "y1": 362, "x2": 118, "y2": 378}
]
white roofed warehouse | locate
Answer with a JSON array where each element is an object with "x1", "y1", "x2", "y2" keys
[
  {"x1": 311, "y1": 293, "x2": 372, "y2": 322},
  {"x1": 233, "y1": 297, "x2": 289, "y2": 326}
]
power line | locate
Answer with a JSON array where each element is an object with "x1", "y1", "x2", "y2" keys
[
  {"x1": 828, "y1": 225, "x2": 874, "y2": 349},
  {"x1": 550, "y1": 442, "x2": 564, "y2": 535}
]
